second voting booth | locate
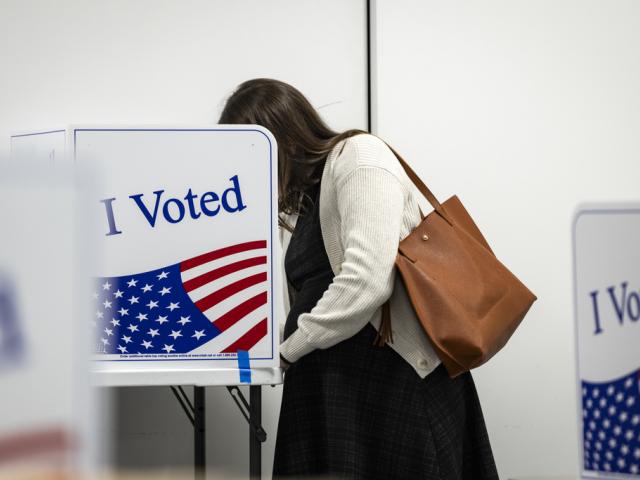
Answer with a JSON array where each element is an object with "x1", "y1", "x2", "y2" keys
[
  {"x1": 573, "y1": 203, "x2": 640, "y2": 479},
  {"x1": 11, "y1": 125, "x2": 284, "y2": 479}
]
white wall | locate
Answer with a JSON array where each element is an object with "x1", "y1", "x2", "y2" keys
[
  {"x1": 0, "y1": 1, "x2": 367, "y2": 478},
  {"x1": 1, "y1": 0, "x2": 367, "y2": 156},
  {"x1": 373, "y1": 1, "x2": 640, "y2": 478}
]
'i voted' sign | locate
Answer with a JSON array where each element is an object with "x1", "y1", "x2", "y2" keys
[
  {"x1": 75, "y1": 127, "x2": 278, "y2": 369},
  {"x1": 573, "y1": 203, "x2": 640, "y2": 479}
]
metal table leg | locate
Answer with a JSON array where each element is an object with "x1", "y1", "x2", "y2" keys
[
  {"x1": 194, "y1": 386, "x2": 206, "y2": 480},
  {"x1": 249, "y1": 385, "x2": 262, "y2": 479}
]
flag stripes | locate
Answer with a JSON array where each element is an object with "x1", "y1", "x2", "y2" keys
[{"x1": 93, "y1": 240, "x2": 270, "y2": 356}]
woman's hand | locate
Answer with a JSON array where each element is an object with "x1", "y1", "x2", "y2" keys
[{"x1": 280, "y1": 353, "x2": 292, "y2": 371}]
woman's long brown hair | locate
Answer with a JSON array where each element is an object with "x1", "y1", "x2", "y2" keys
[{"x1": 218, "y1": 78, "x2": 367, "y2": 232}]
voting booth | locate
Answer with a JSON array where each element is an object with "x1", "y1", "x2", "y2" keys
[
  {"x1": 0, "y1": 166, "x2": 98, "y2": 478},
  {"x1": 573, "y1": 203, "x2": 640, "y2": 479},
  {"x1": 12, "y1": 126, "x2": 283, "y2": 387},
  {"x1": 11, "y1": 125, "x2": 283, "y2": 478}
]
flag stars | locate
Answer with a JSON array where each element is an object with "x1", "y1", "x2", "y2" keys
[
  {"x1": 166, "y1": 302, "x2": 180, "y2": 311},
  {"x1": 94, "y1": 267, "x2": 230, "y2": 357},
  {"x1": 192, "y1": 330, "x2": 206, "y2": 340},
  {"x1": 169, "y1": 330, "x2": 182, "y2": 340},
  {"x1": 146, "y1": 300, "x2": 159, "y2": 310}
]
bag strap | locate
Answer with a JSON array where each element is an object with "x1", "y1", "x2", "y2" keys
[{"x1": 381, "y1": 140, "x2": 454, "y2": 227}]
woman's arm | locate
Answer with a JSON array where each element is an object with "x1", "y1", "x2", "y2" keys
[{"x1": 278, "y1": 159, "x2": 405, "y2": 363}]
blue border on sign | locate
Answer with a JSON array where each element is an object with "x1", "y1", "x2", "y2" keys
[
  {"x1": 571, "y1": 207, "x2": 640, "y2": 478},
  {"x1": 74, "y1": 128, "x2": 275, "y2": 363}
]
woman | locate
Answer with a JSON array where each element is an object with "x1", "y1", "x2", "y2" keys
[{"x1": 219, "y1": 78, "x2": 499, "y2": 480}]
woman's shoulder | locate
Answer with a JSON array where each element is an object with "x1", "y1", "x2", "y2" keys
[{"x1": 330, "y1": 133, "x2": 406, "y2": 186}]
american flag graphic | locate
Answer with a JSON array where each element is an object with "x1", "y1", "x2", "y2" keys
[
  {"x1": 582, "y1": 369, "x2": 640, "y2": 474},
  {"x1": 0, "y1": 272, "x2": 23, "y2": 367},
  {"x1": 0, "y1": 427, "x2": 74, "y2": 464},
  {"x1": 92, "y1": 240, "x2": 270, "y2": 356}
]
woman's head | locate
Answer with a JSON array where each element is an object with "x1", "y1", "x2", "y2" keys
[{"x1": 219, "y1": 78, "x2": 365, "y2": 220}]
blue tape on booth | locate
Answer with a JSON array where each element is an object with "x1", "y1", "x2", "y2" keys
[{"x1": 237, "y1": 350, "x2": 251, "y2": 383}]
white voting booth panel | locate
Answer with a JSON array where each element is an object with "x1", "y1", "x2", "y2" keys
[
  {"x1": 572, "y1": 203, "x2": 640, "y2": 479},
  {"x1": 0, "y1": 167, "x2": 97, "y2": 475},
  {"x1": 10, "y1": 129, "x2": 68, "y2": 166},
  {"x1": 11, "y1": 126, "x2": 283, "y2": 387}
]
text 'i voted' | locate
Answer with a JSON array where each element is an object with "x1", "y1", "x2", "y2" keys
[{"x1": 100, "y1": 175, "x2": 246, "y2": 236}]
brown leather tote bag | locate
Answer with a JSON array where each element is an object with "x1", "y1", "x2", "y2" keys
[{"x1": 373, "y1": 144, "x2": 538, "y2": 378}]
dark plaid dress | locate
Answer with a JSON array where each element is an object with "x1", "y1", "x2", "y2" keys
[{"x1": 272, "y1": 180, "x2": 499, "y2": 480}]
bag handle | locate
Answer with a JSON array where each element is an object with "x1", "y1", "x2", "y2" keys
[{"x1": 381, "y1": 141, "x2": 454, "y2": 227}]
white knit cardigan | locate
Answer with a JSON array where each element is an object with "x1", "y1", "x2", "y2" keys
[{"x1": 278, "y1": 133, "x2": 441, "y2": 379}]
